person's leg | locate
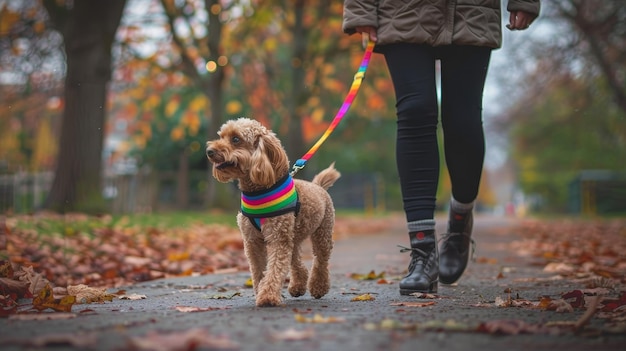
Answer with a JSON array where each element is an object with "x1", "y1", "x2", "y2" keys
[
  {"x1": 438, "y1": 45, "x2": 491, "y2": 284},
  {"x1": 383, "y1": 43, "x2": 439, "y2": 294}
]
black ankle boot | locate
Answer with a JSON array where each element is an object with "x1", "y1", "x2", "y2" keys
[
  {"x1": 399, "y1": 230, "x2": 438, "y2": 295},
  {"x1": 439, "y1": 210, "x2": 474, "y2": 284}
]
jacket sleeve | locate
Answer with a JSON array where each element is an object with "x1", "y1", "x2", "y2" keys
[
  {"x1": 507, "y1": 0, "x2": 541, "y2": 17},
  {"x1": 342, "y1": 0, "x2": 379, "y2": 35}
]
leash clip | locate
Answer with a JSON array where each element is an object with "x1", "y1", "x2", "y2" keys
[{"x1": 290, "y1": 159, "x2": 307, "y2": 177}]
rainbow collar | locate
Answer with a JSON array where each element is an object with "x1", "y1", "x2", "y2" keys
[{"x1": 241, "y1": 174, "x2": 299, "y2": 230}]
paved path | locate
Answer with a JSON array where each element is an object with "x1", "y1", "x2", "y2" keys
[{"x1": 1, "y1": 214, "x2": 625, "y2": 350}]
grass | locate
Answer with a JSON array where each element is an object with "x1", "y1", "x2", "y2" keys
[{"x1": 6, "y1": 209, "x2": 400, "y2": 237}]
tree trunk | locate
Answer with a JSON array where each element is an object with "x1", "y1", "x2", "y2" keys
[
  {"x1": 205, "y1": 0, "x2": 225, "y2": 206},
  {"x1": 43, "y1": 0, "x2": 127, "y2": 213},
  {"x1": 286, "y1": 0, "x2": 307, "y2": 169}
]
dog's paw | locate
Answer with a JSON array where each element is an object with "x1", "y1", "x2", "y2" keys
[
  {"x1": 308, "y1": 275, "x2": 330, "y2": 299},
  {"x1": 288, "y1": 284, "x2": 307, "y2": 298},
  {"x1": 256, "y1": 294, "x2": 283, "y2": 307}
]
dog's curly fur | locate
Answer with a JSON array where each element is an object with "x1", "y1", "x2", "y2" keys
[{"x1": 206, "y1": 117, "x2": 340, "y2": 307}]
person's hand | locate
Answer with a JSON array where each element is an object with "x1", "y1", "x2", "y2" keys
[
  {"x1": 506, "y1": 11, "x2": 536, "y2": 31},
  {"x1": 355, "y1": 26, "x2": 378, "y2": 47}
]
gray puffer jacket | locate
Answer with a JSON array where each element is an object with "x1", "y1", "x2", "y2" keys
[{"x1": 343, "y1": 0, "x2": 540, "y2": 49}]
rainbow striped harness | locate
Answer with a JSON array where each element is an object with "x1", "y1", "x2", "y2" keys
[{"x1": 240, "y1": 174, "x2": 300, "y2": 231}]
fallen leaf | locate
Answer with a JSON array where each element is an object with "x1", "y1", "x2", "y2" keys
[
  {"x1": 174, "y1": 306, "x2": 229, "y2": 312},
  {"x1": 15, "y1": 266, "x2": 49, "y2": 295},
  {"x1": 351, "y1": 293, "x2": 375, "y2": 301},
  {"x1": 475, "y1": 257, "x2": 498, "y2": 264},
  {"x1": 67, "y1": 284, "x2": 115, "y2": 304},
  {"x1": 477, "y1": 319, "x2": 551, "y2": 335},
  {"x1": 0, "y1": 294, "x2": 18, "y2": 316},
  {"x1": 547, "y1": 299, "x2": 574, "y2": 313},
  {"x1": 363, "y1": 318, "x2": 417, "y2": 331},
  {"x1": 294, "y1": 313, "x2": 345, "y2": 323},
  {"x1": 0, "y1": 277, "x2": 29, "y2": 299},
  {"x1": 421, "y1": 319, "x2": 474, "y2": 332},
  {"x1": 600, "y1": 291, "x2": 626, "y2": 312},
  {"x1": 119, "y1": 293, "x2": 147, "y2": 300},
  {"x1": 269, "y1": 328, "x2": 315, "y2": 341},
  {"x1": 126, "y1": 328, "x2": 238, "y2": 351},
  {"x1": 32, "y1": 284, "x2": 76, "y2": 312},
  {"x1": 350, "y1": 270, "x2": 385, "y2": 280},
  {"x1": 0, "y1": 260, "x2": 14, "y2": 278},
  {"x1": 390, "y1": 301, "x2": 436, "y2": 307},
  {"x1": 209, "y1": 292, "x2": 241, "y2": 299},
  {"x1": 408, "y1": 292, "x2": 438, "y2": 299},
  {"x1": 562, "y1": 290, "x2": 585, "y2": 308}
]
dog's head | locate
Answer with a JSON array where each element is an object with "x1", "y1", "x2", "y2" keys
[{"x1": 206, "y1": 117, "x2": 289, "y2": 188}]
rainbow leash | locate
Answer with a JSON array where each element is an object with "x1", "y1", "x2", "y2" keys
[{"x1": 290, "y1": 40, "x2": 375, "y2": 177}]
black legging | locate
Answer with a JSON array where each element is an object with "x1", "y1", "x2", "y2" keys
[{"x1": 382, "y1": 43, "x2": 491, "y2": 222}]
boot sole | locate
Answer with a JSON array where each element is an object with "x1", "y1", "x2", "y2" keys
[{"x1": 399, "y1": 281, "x2": 438, "y2": 295}]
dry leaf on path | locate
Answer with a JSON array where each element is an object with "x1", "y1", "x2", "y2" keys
[
  {"x1": 0, "y1": 260, "x2": 14, "y2": 278},
  {"x1": 350, "y1": 270, "x2": 385, "y2": 281},
  {"x1": 390, "y1": 301, "x2": 436, "y2": 308},
  {"x1": 67, "y1": 284, "x2": 115, "y2": 304},
  {"x1": 408, "y1": 292, "x2": 438, "y2": 299},
  {"x1": 269, "y1": 328, "x2": 315, "y2": 341},
  {"x1": 351, "y1": 293, "x2": 375, "y2": 301},
  {"x1": 363, "y1": 318, "x2": 417, "y2": 331},
  {"x1": 209, "y1": 292, "x2": 241, "y2": 299},
  {"x1": 477, "y1": 319, "x2": 552, "y2": 335},
  {"x1": 0, "y1": 277, "x2": 30, "y2": 299},
  {"x1": 174, "y1": 306, "x2": 229, "y2": 312},
  {"x1": 420, "y1": 319, "x2": 473, "y2": 332},
  {"x1": 0, "y1": 294, "x2": 18, "y2": 316},
  {"x1": 15, "y1": 266, "x2": 49, "y2": 295},
  {"x1": 119, "y1": 293, "x2": 147, "y2": 300},
  {"x1": 294, "y1": 313, "x2": 346, "y2": 323},
  {"x1": 32, "y1": 284, "x2": 76, "y2": 312},
  {"x1": 126, "y1": 328, "x2": 238, "y2": 351}
]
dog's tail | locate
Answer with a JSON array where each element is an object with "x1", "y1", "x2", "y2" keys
[{"x1": 312, "y1": 162, "x2": 341, "y2": 190}]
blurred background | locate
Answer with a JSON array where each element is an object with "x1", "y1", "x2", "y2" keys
[{"x1": 1, "y1": 0, "x2": 625, "y2": 218}]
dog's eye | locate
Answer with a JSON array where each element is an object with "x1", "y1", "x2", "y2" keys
[{"x1": 231, "y1": 136, "x2": 241, "y2": 144}]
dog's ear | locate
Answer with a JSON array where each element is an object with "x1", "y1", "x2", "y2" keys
[{"x1": 250, "y1": 132, "x2": 286, "y2": 186}]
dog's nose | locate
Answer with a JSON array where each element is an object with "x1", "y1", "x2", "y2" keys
[{"x1": 206, "y1": 148, "x2": 215, "y2": 158}]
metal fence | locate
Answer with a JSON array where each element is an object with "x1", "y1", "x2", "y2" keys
[
  {"x1": 0, "y1": 171, "x2": 386, "y2": 214},
  {"x1": 568, "y1": 170, "x2": 626, "y2": 215},
  {"x1": 0, "y1": 172, "x2": 54, "y2": 213}
]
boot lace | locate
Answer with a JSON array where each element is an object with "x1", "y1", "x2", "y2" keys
[{"x1": 397, "y1": 245, "x2": 429, "y2": 271}]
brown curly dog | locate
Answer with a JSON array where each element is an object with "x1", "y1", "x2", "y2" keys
[{"x1": 206, "y1": 117, "x2": 340, "y2": 307}]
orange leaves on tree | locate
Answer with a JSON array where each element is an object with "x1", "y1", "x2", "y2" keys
[
  {"x1": 225, "y1": 100, "x2": 242, "y2": 115},
  {"x1": 170, "y1": 126, "x2": 185, "y2": 142},
  {"x1": 181, "y1": 111, "x2": 201, "y2": 136},
  {"x1": 32, "y1": 284, "x2": 76, "y2": 312},
  {"x1": 165, "y1": 98, "x2": 180, "y2": 118},
  {"x1": 0, "y1": 5, "x2": 20, "y2": 35}
]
